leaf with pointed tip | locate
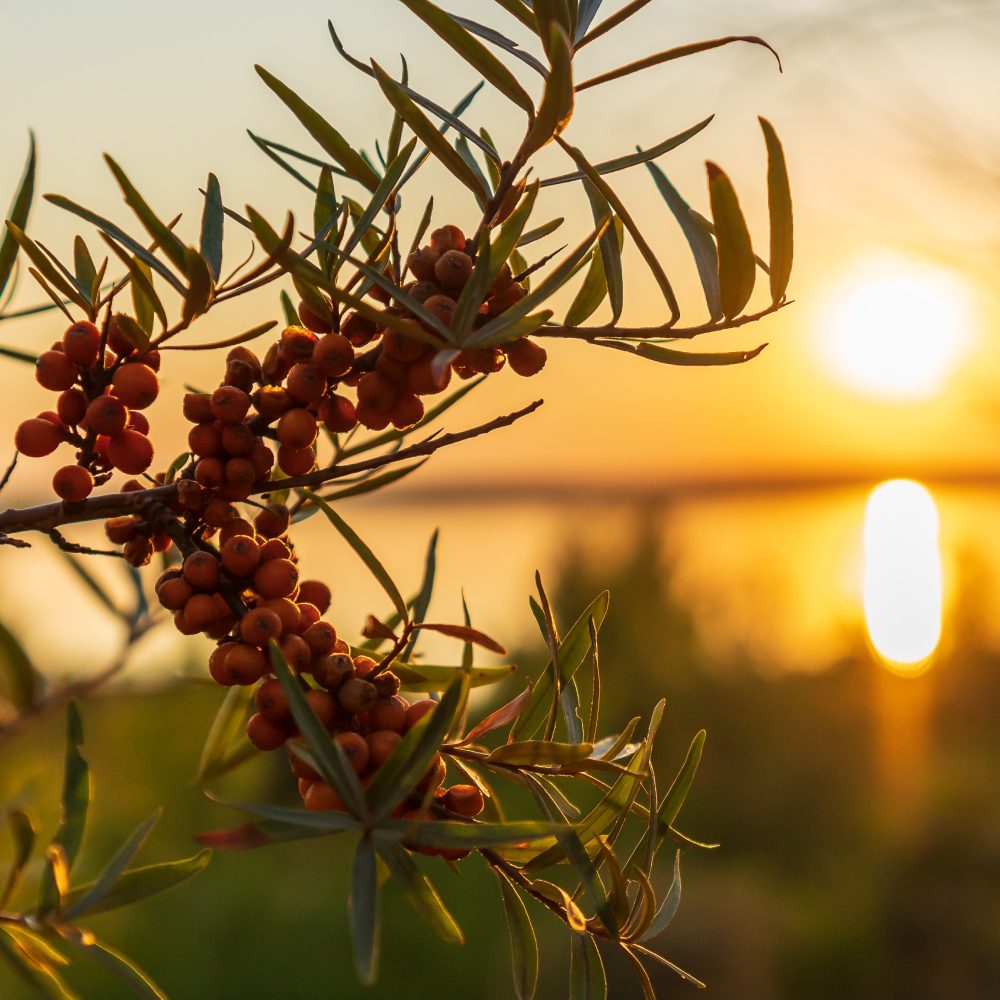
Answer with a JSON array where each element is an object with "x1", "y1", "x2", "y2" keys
[
  {"x1": 371, "y1": 63, "x2": 488, "y2": 204},
  {"x1": 707, "y1": 162, "x2": 755, "y2": 319},
  {"x1": 4, "y1": 224, "x2": 90, "y2": 311},
  {"x1": 596, "y1": 339, "x2": 767, "y2": 367},
  {"x1": 395, "y1": 662, "x2": 517, "y2": 690},
  {"x1": 543, "y1": 116, "x2": 714, "y2": 187},
  {"x1": 1, "y1": 810, "x2": 35, "y2": 909},
  {"x1": 0, "y1": 134, "x2": 35, "y2": 302},
  {"x1": 376, "y1": 816, "x2": 567, "y2": 849},
  {"x1": 377, "y1": 840, "x2": 464, "y2": 945},
  {"x1": 452, "y1": 15, "x2": 547, "y2": 75},
  {"x1": 161, "y1": 320, "x2": 278, "y2": 352},
  {"x1": 0, "y1": 619, "x2": 38, "y2": 711},
  {"x1": 496, "y1": 867, "x2": 539, "y2": 1000},
  {"x1": 570, "y1": 932, "x2": 608, "y2": 999},
  {"x1": 412, "y1": 622, "x2": 506, "y2": 654},
  {"x1": 760, "y1": 118, "x2": 793, "y2": 304},
  {"x1": 299, "y1": 492, "x2": 407, "y2": 621},
  {"x1": 255, "y1": 67, "x2": 380, "y2": 190},
  {"x1": 206, "y1": 796, "x2": 362, "y2": 834},
  {"x1": 270, "y1": 641, "x2": 368, "y2": 816},
  {"x1": 196, "y1": 686, "x2": 254, "y2": 784},
  {"x1": 59, "y1": 929, "x2": 166, "y2": 1000},
  {"x1": 524, "y1": 23, "x2": 574, "y2": 156},
  {"x1": 200, "y1": 173, "x2": 224, "y2": 281},
  {"x1": 489, "y1": 740, "x2": 594, "y2": 766},
  {"x1": 513, "y1": 591, "x2": 609, "y2": 740},
  {"x1": 453, "y1": 684, "x2": 532, "y2": 747},
  {"x1": 350, "y1": 838, "x2": 380, "y2": 986},
  {"x1": 644, "y1": 160, "x2": 722, "y2": 321},
  {"x1": 655, "y1": 730, "x2": 706, "y2": 844},
  {"x1": 638, "y1": 851, "x2": 682, "y2": 941},
  {"x1": 577, "y1": 35, "x2": 782, "y2": 91},
  {"x1": 0, "y1": 344, "x2": 38, "y2": 364},
  {"x1": 73, "y1": 237, "x2": 97, "y2": 306}
]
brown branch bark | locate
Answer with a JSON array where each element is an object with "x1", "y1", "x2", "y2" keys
[{"x1": 0, "y1": 400, "x2": 543, "y2": 540}]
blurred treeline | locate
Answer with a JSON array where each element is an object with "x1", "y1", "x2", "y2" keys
[{"x1": 1, "y1": 512, "x2": 998, "y2": 999}]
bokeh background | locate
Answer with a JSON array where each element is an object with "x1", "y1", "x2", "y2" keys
[{"x1": 2, "y1": 1, "x2": 999, "y2": 997}]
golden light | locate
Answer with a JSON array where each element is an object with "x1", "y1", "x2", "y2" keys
[
  {"x1": 818, "y1": 252, "x2": 974, "y2": 400},
  {"x1": 863, "y1": 480, "x2": 942, "y2": 674}
]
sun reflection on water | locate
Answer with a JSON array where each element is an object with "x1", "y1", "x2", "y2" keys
[{"x1": 863, "y1": 480, "x2": 943, "y2": 674}]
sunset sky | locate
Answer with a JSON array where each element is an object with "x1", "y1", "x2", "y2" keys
[{"x1": 2, "y1": 0, "x2": 998, "y2": 495}]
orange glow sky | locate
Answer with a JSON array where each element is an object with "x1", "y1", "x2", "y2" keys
[{"x1": 2, "y1": 0, "x2": 999, "y2": 499}]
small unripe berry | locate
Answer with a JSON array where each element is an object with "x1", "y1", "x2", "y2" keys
[
  {"x1": 52, "y1": 465, "x2": 94, "y2": 502},
  {"x1": 107, "y1": 430, "x2": 153, "y2": 475},
  {"x1": 14, "y1": 417, "x2": 63, "y2": 457},
  {"x1": 62, "y1": 321, "x2": 102, "y2": 366}
]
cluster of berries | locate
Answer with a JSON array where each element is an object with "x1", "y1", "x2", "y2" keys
[
  {"x1": 297, "y1": 223, "x2": 547, "y2": 432},
  {"x1": 13, "y1": 318, "x2": 158, "y2": 501}
]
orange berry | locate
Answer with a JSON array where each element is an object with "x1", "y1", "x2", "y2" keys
[
  {"x1": 208, "y1": 642, "x2": 236, "y2": 684},
  {"x1": 220, "y1": 422, "x2": 255, "y2": 456},
  {"x1": 210, "y1": 386, "x2": 251, "y2": 424},
  {"x1": 366, "y1": 730, "x2": 402, "y2": 768},
  {"x1": 52, "y1": 465, "x2": 94, "y2": 502},
  {"x1": 182, "y1": 550, "x2": 220, "y2": 590},
  {"x1": 248, "y1": 442, "x2": 275, "y2": 481},
  {"x1": 357, "y1": 372, "x2": 399, "y2": 411},
  {"x1": 220, "y1": 535, "x2": 261, "y2": 578},
  {"x1": 224, "y1": 644, "x2": 268, "y2": 685},
  {"x1": 422, "y1": 294, "x2": 456, "y2": 328},
  {"x1": 353, "y1": 656, "x2": 377, "y2": 678},
  {"x1": 222, "y1": 456, "x2": 256, "y2": 493},
  {"x1": 406, "y1": 246, "x2": 441, "y2": 281},
  {"x1": 246, "y1": 712, "x2": 288, "y2": 751},
  {"x1": 62, "y1": 321, "x2": 102, "y2": 366},
  {"x1": 434, "y1": 250, "x2": 474, "y2": 292},
  {"x1": 255, "y1": 677, "x2": 292, "y2": 722},
  {"x1": 107, "y1": 430, "x2": 153, "y2": 475},
  {"x1": 85, "y1": 396, "x2": 129, "y2": 437},
  {"x1": 335, "y1": 731, "x2": 370, "y2": 774},
  {"x1": 313, "y1": 333, "x2": 354, "y2": 378},
  {"x1": 302, "y1": 621, "x2": 337, "y2": 658},
  {"x1": 277, "y1": 444, "x2": 315, "y2": 477},
  {"x1": 429, "y1": 225, "x2": 466, "y2": 254},
  {"x1": 297, "y1": 580, "x2": 331, "y2": 614},
  {"x1": 157, "y1": 575, "x2": 193, "y2": 611},
  {"x1": 182, "y1": 392, "x2": 214, "y2": 423},
  {"x1": 278, "y1": 326, "x2": 318, "y2": 365},
  {"x1": 111, "y1": 363, "x2": 159, "y2": 409},
  {"x1": 127, "y1": 411, "x2": 150, "y2": 436},
  {"x1": 305, "y1": 687, "x2": 339, "y2": 727},
  {"x1": 254, "y1": 504, "x2": 290, "y2": 539},
  {"x1": 389, "y1": 392, "x2": 424, "y2": 430},
  {"x1": 444, "y1": 784, "x2": 484, "y2": 818},
  {"x1": 262, "y1": 597, "x2": 301, "y2": 635},
  {"x1": 239, "y1": 607, "x2": 283, "y2": 646},
  {"x1": 314, "y1": 653, "x2": 354, "y2": 691},
  {"x1": 305, "y1": 782, "x2": 345, "y2": 812},
  {"x1": 14, "y1": 417, "x2": 63, "y2": 457},
  {"x1": 341, "y1": 312, "x2": 377, "y2": 347},
  {"x1": 339, "y1": 677, "x2": 378, "y2": 714},
  {"x1": 370, "y1": 696, "x2": 408, "y2": 733},
  {"x1": 407, "y1": 355, "x2": 452, "y2": 396},
  {"x1": 187, "y1": 422, "x2": 222, "y2": 457},
  {"x1": 276, "y1": 408, "x2": 317, "y2": 449},
  {"x1": 35, "y1": 350, "x2": 78, "y2": 391},
  {"x1": 318, "y1": 394, "x2": 357, "y2": 433},
  {"x1": 279, "y1": 633, "x2": 312, "y2": 673},
  {"x1": 219, "y1": 518, "x2": 256, "y2": 545},
  {"x1": 184, "y1": 592, "x2": 224, "y2": 631},
  {"x1": 194, "y1": 456, "x2": 224, "y2": 489},
  {"x1": 297, "y1": 302, "x2": 334, "y2": 334},
  {"x1": 259, "y1": 538, "x2": 292, "y2": 561},
  {"x1": 504, "y1": 337, "x2": 547, "y2": 377},
  {"x1": 56, "y1": 388, "x2": 88, "y2": 426},
  {"x1": 252, "y1": 385, "x2": 292, "y2": 421},
  {"x1": 405, "y1": 700, "x2": 436, "y2": 731},
  {"x1": 105, "y1": 516, "x2": 141, "y2": 545},
  {"x1": 285, "y1": 363, "x2": 327, "y2": 405},
  {"x1": 297, "y1": 602, "x2": 322, "y2": 631},
  {"x1": 203, "y1": 498, "x2": 239, "y2": 528},
  {"x1": 417, "y1": 754, "x2": 446, "y2": 794},
  {"x1": 253, "y1": 558, "x2": 299, "y2": 600}
]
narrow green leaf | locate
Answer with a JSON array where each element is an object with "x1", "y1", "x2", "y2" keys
[
  {"x1": 577, "y1": 0, "x2": 650, "y2": 48},
  {"x1": 644, "y1": 160, "x2": 722, "y2": 321},
  {"x1": 196, "y1": 686, "x2": 254, "y2": 784},
  {"x1": 577, "y1": 35, "x2": 782, "y2": 92},
  {"x1": 760, "y1": 117, "x2": 793, "y2": 304},
  {"x1": 350, "y1": 838, "x2": 380, "y2": 986},
  {"x1": 0, "y1": 619, "x2": 38, "y2": 711},
  {"x1": 376, "y1": 816, "x2": 567, "y2": 849},
  {"x1": 0, "y1": 133, "x2": 36, "y2": 301},
  {"x1": 300, "y1": 492, "x2": 407, "y2": 620},
  {"x1": 656, "y1": 730, "x2": 706, "y2": 840},
  {"x1": 400, "y1": 0, "x2": 535, "y2": 114},
  {"x1": 72, "y1": 237, "x2": 97, "y2": 306},
  {"x1": 395, "y1": 662, "x2": 517, "y2": 690},
  {"x1": 200, "y1": 173, "x2": 224, "y2": 281},
  {"x1": 60, "y1": 929, "x2": 166, "y2": 1000},
  {"x1": 270, "y1": 641, "x2": 368, "y2": 817},
  {"x1": 595, "y1": 339, "x2": 767, "y2": 367},
  {"x1": 4, "y1": 223, "x2": 90, "y2": 311},
  {"x1": 570, "y1": 932, "x2": 608, "y2": 999},
  {"x1": 0, "y1": 344, "x2": 39, "y2": 364},
  {"x1": 63, "y1": 810, "x2": 161, "y2": 920},
  {"x1": 280, "y1": 290, "x2": 298, "y2": 326},
  {"x1": 488, "y1": 741, "x2": 594, "y2": 767},
  {"x1": 377, "y1": 840, "x2": 464, "y2": 945},
  {"x1": 707, "y1": 162, "x2": 755, "y2": 319},
  {"x1": 0, "y1": 927, "x2": 78, "y2": 1000},
  {"x1": 161, "y1": 320, "x2": 278, "y2": 352},
  {"x1": 523, "y1": 23, "x2": 574, "y2": 156},
  {"x1": 207, "y1": 796, "x2": 362, "y2": 834},
  {"x1": 638, "y1": 851, "x2": 682, "y2": 941},
  {"x1": 401, "y1": 529, "x2": 439, "y2": 662},
  {"x1": 513, "y1": 592, "x2": 609, "y2": 740},
  {"x1": 129, "y1": 258, "x2": 155, "y2": 334},
  {"x1": 255, "y1": 66, "x2": 381, "y2": 191},
  {"x1": 371, "y1": 63, "x2": 488, "y2": 203},
  {"x1": 1, "y1": 810, "x2": 35, "y2": 909},
  {"x1": 496, "y1": 867, "x2": 539, "y2": 1000}
]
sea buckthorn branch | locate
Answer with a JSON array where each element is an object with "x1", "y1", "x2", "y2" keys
[{"x1": 0, "y1": 398, "x2": 541, "y2": 540}]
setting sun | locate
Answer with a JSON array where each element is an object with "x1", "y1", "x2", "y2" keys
[{"x1": 817, "y1": 253, "x2": 974, "y2": 400}]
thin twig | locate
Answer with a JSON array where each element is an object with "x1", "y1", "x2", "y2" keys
[
  {"x1": 0, "y1": 454, "x2": 17, "y2": 496},
  {"x1": 0, "y1": 400, "x2": 543, "y2": 540},
  {"x1": 47, "y1": 528, "x2": 123, "y2": 558}
]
